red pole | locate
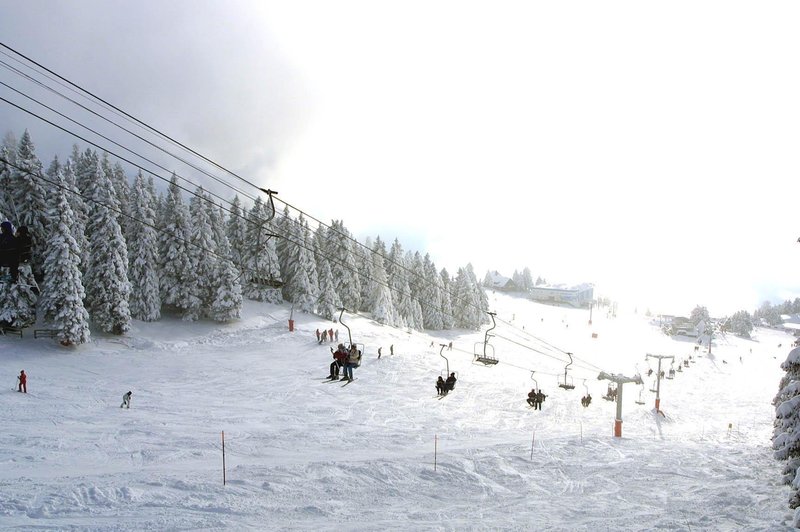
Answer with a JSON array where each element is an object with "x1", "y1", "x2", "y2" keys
[
  {"x1": 614, "y1": 419, "x2": 622, "y2": 437},
  {"x1": 222, "y1": 431, "x2": 226, "y2": 486}
]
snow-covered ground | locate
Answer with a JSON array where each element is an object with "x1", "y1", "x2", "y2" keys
[{"x1": 0, "y1": 293, "x2": 794, "y2": 530}]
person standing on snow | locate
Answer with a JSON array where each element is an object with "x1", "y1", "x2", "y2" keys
[
  {"x1": 120, "y1": 391, "x2": 132, "y2": 408},
  {"x1": 17, "y1": 370, "x2": 26, "y2": 393}
]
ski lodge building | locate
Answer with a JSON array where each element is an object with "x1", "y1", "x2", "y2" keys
[{"x1": 528, "y1": 283, "x2": 594, "y2": 308}]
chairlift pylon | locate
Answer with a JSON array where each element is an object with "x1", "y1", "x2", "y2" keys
[
  {"x1": 558, "y1": 352, "x2": 576, "y2": 390},
  {"x1": 474, "y1": 312, "x2": 499, "y2": 366}
]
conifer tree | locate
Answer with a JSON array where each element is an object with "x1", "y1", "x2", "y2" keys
[
  {"x1": 39, "y1": 165, "x2": 89, "y2": 345},
  {"x1": 10, "y1": 130, "x2": 48, "y2": 278},
  {"x1": 369, "y1": 237, "x2": 395, "y2": 325},
  {"x1": 387, "y1": 239, "x2": 414, "y2": 328},
  {"x1": 158, "y1": 174, "x2": 192, "y2": 314},
  {"x1": 183, "y1": 188, "x2": 217, "y2": 320},
  {"x1": 209, "y1": 200, "x2": 242, "y2": 322},
  {"x1": 226, "y1": 195, "x2": 247, "y2": 272},
  {"x1": 128, "y1": 171, "x2": 161, "y2": 321},
  {"x1": 64, "y1": 151, "x2": 90, "y2": 274},
  {"x1": 0, "y1": 264, "x2": 39, "y2": 329},
  {"x1": 440, "y1": 268, "x2": 455, "y2": 329},
  {"x1": 282, "y1": 213, "x2": 317, "y2": 313},
  {"x1": 0, "y1": 144, "x2": 13, "y2": 218},
  {"x1": 316, "y1": 260, "x2": 340, "y2": 321},
  {"x1": 421, "y1": 254, "x2": 444, "y2": 330},
  {"x1": 328, "y1": 220, "x2": 361, "y2": 312},
  {"x1": 774, "y1": 347, "x2": 800, "y2": 519},
  {"x1": 84, "y1": 158, "x2": 131, "y2": 334}
]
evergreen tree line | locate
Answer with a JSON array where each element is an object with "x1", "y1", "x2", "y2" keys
[{"x1": 0, "y1": 129, "x2": 489, "y2": 344}]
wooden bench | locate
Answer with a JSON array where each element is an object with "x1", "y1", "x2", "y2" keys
[
  {"x1": 2, "y1": 326, "x2": 23, "y2": 338},
  {"x1": 34, "y1": 329, "x2": 58, "y2": 339}
]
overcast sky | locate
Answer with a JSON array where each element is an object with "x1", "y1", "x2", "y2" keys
[{"x1": 1, "y1": 0, "x2": 799, "y2": 316}]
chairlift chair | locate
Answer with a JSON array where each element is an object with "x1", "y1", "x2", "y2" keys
[
  {"x1": 474, "y1": 312, "x2": 500, "y2": 365},
  {"x1": 337, "y1": 307, "x2": 364, "y2": 367},
  {"x1": 250, "y1": 189, "x2": 284, "y2": 290},
  {"x1": 635, "y1": 381, "x2": 646, "y2": 405},
  {"x1": 558, "y1": 352, "x2": 576, "y2": 390},
  {"x1": 649, "y1": 379, "x2": 658, "y2": 393},
  {"x1": 602, "y1": 382, "x2": 617, "y2": 401}
]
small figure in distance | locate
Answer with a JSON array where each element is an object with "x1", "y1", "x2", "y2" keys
[
  {"x1": 17, "y1": 369, "x2": 26, "y2": 393},
  {"x1": 120, "y1": 390, "x2": 132, "y2": 409}
]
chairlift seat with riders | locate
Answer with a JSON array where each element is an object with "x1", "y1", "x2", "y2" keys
[
  {"x1": 603, "y1": 382, "x2": 617, "y2": 401},
  {"x1": 337, "y1": 308, "x2": 363, "y2": 367}
]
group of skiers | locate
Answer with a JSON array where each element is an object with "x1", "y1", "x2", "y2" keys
[
  {"x1": 527, "y1": 388, "x2": 547, "y2": 410},
  {"x1": 435, "y1": 373, "x2": 457, "y2": 396},
  {"x1": 316, "y1": 328, "x2": 339, "y2": 344},
  {"x1": 0, "y1": 220, "x2": 32, "y2": 282},
  {"x1": 326, "y1": 343, "x2": 361, "y2": 382}
]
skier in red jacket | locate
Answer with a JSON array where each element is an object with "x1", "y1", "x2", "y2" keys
[{"x1": 17, "y1": 370, "x2": 26, "y2": 393}]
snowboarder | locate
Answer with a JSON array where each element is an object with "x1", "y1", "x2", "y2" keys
[
  {"x1": 445, "y1": 372, "x2": 457, "y2": 393},
  {"x1": 120, "y1": 391, "x2": 132, "y2": 408},
  {"x1": 328, "y1": 344, "x2": 348, "y2": 380},
  {"x1": 17, "y1": 369, "x2": 26, "y2": 393},
  {"x1": 436, "y1": 376, "x2": 446, "y2": 396}
]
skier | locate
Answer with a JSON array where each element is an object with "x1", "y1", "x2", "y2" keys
[
  {"x1": 390, "y1": 344, "x2": 394, "y2": 356},
  {"x1": 328, "y1": 344, "x2": 348, "y2": 380},
  {"x1": 120, "y1": 391, "x2": 132, "y2": 408},
  {"x1": 315, "y1": 329, "x2": 320, "y2": 342},
  {"x1": 445, "y1": 372, "x2": 457, "y2": 393},
  {"x1": 527, "y1": 388, "x2": 537, "y2": 407},
  {"x1": 448, "y1": 341, "x2": 453, "y2": 351},
  {"x1": 335, "y1": 329, "x2": 339, "y2": 342},
  {"x1": 0, "y1": 221, "x2": 19, "y2": 281},
  {"x1": 378, "y1": 347, "x2": 382, "y2": 359},
  {"x1": 342, "y1": 345, "x2": 361, "y2": 382},
  {"x1": 328, "y1": 328, "x2": 334, "y2": 342},
  {"x1": 17, "y1": 369, "x2": 26, "y2": 393},
  {"x1": 436, "y1": 376, "x2": 446, "y2": 396}
]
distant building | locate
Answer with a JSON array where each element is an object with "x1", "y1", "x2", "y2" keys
[
  {"x1": 670, "y1": 316, "x2": 699, "y2": 337},
  {"x1": 483, "y1": 271, "x2": 519, "y2": 292},
  {"x1": 528, "y1": 283, "x2": 594, "y2": 308}
]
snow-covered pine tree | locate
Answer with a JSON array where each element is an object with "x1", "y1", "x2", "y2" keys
[
  {"x1": 421, "y1": 253, "x2": 444, "y2": 330},
  {"x1": 72, "y1": 148, "x2": 97, "y2": 272},
  {"x1": 39, "y1": 164, "x2": 90, "y2": 345},
  {"x1": 242, "y1": 197, "x2": 282, "y2": 303},
  {"x1": 328, "y1": 220, "x2": 361, "y2": 312},
  {"x1": 354, "y1": 239, "x2": 372, "y2": 313},
  {"x1": 183, "y1": 188, "x2": 218, "y2": 320},
  {"x1": 10, "y1": 130, "x2": 48, "y2": 278},
  {"x1": 728, "y1": 310, "x2": 754, "y2": 338},
  {"x1": 281, "y1": 213, "x2": 318, "y2": 313},
  {"x1": 127, "y1": 171, "x2": 161, "y2": 321},
  {"x1": 208, "y1": 200, "x2": 242, "y2": 322},
  {"x1": 158, "y1": 174, "x2": 192, "y2": 314},
  {"x1": 466, "y1": 263, "x2": 490, "y2": 327},
  {"x1": 521, "y1": 267, "x2": 534, "y2": 292},
  {"x1": 774, "y1": 347, "x2": 800, "y2": 521},
  {"x1": 301, "y1": 216, "x2": 319, "y2": 296},
  {"x1": 0, "y1": 263, "x2": 39, "y2": 329},
  {"x1": 106, "y1": 157, "x2": 132, "y2": 243},
  {"x1": 369, "y1": 236, "x2": 395, "y2": 325},
  {"x1": 63, "y1": 151, "x2": 90, "y2": 274},
  {"x1": 226, "y1": 195, "x2": 247, "y2": 273},
  {"x1": 440, "y1": 268, "x2": 455, "y2": 329},
  {"x1": 0, "y1": 144, "x2": 13, "y2": 218},
  {"x1": 275, "y1": 205, "x2": 292, "y2": 292},
  {"x1": 316, "y1": 259, "x2": 340, "y2": 321},
  {"x1": 387, "y1": 239, "x2": 414, "y2": 328},
  {"x1": 84, "y1": 157, "x2": 131, "y2": 334}
]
